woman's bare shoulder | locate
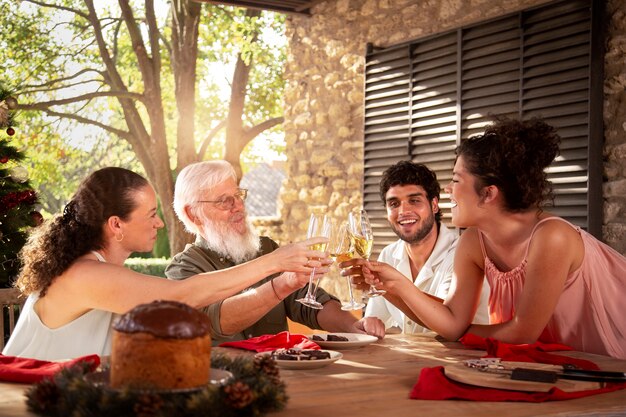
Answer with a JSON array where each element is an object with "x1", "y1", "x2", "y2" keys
[
  {"x1": 533, "y1": 217, "x2": 580, "y2": 243},
  {"x1": 529, "y1": 217, "x2": 584, "y2": 268},
  {"x1": 456, "y1": 228, "x2": 485, "y2": 264},
  {"x1": 63, "y1": 256, "x2": 134, "y2": 285},
  {"x1": 457, "y1": 227, "x2": 481, "y2": 248}
]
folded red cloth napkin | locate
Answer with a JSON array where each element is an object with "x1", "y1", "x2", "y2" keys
[
  {"x1": 410, "y1": 366, "x2": 626, "y2": 402},
  {"x1": 0, "y1": 354, "x2": 100, "y2": 384},
  {"x1": 459, "y1": 333, "x2": 599, "y2": 370},
  {"x1": 218, "y1": 331, "x2": 321, "y2": 352}
]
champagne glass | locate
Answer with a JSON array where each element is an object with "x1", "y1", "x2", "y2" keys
[
  {"x1": 328, "y1": 219, "x2": 365, "y2": 311},
  {"x1": 296, "y1": 213, "x2": 331, "y2": 309},
  {"x1": 348, "y1": 209, "x2": 386, "y2": 297}
]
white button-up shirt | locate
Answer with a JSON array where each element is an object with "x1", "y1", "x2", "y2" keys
[{"x1": 364, "y1": 224, "x2": 490, "y2": 334}]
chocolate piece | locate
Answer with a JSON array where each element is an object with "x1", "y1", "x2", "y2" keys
[
  {"x1": 271, "y1": 348, "x2": 331, "y2": 361},
  {"x1": 326, "y1": 334, "x2": 349, "y2": 342},
  {"x1": 305, "y1": 350, "x2": 331, "y2": 360}
]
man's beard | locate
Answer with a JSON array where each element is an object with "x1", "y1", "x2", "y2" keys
[
  {"x1": 390, "y1": 211, "x2": 436, "y2": 245},
  {"x1": 200, "y1": 216, "x2": 261, "y2": 264}
]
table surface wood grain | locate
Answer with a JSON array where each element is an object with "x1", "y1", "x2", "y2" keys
[{"x1": 1, "y1": 333, "x2": 625, "y2": 417}]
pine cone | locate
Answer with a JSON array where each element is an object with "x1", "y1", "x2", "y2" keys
[
  {"x1": 223, "y1": 381, "x2": 255, "y2": 409},
  {"x1": 254, "y1": 354, "x2": 281, "y2": 384},
  {"x1": 133, "y1": 393, "x2": 164, "y2": 417},
  {"x1": 28, "y1": 380, "x2": 60, "y2": 412}
]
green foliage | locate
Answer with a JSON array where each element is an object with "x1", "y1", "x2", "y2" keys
[
  {"x1": 151, "y1": 202, "x2": 171, "y2": 259},
  {"x1": 0, "y1": 2, "x2": 68, "y2": 85},
  {"x1": 124, "y1": 258, "x2": 170, "y2": 278},
  {"x1": 0, "y1": 1, "x2": 288, "y2": 255},
  {"x1": 1, "y1": 0, "x2": 288, "y2": 165},
  {"x1": 11, "y1": 117, "x2": 143, "y2": 217},
  {"x1": 197, "y1": 6, "x2": 287, "y2": 153},
  {"x1": 1, "y1": 1, "x2": 145, "y2": 216}
]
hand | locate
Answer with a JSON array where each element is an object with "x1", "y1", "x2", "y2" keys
[
  {"x1": 339, "y1": 258, "x2": 372, "y2": 291},
  {"x1": 359, "y1": 260, "x2": 409, "y2": 294},
  {"x1": 351, "y1": 317, "x2": 386, "y2": 339},
  {"x1": 340, "y1": 259, "x2": 405, "y2": 294},
  {"x1": 279, "y1": 267, "x2": 328, "y2": 293},
  {"x1": 272, "y1": 237, "x2": 330, "y2": 274}
]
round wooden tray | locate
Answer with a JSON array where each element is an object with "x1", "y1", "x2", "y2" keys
[{"x1": 444, "y1": 362, "x2": 602, "y2": 392}]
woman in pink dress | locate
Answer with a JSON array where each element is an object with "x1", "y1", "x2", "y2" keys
[{"x1": 346, "y1": 117, "x2": 626, "y2": 359}]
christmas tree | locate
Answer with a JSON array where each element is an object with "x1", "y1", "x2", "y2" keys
[{"x1": 0, "y1": 85, "x2": 42, "y2": 288}]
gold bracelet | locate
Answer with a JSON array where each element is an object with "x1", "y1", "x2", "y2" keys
[{"x1": 270, "y1": 278, "x2": 283, "y2": 301}]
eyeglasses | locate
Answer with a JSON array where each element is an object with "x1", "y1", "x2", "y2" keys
[{"x1": 196, "y1": 189, "x2": 248, "y2": 211}]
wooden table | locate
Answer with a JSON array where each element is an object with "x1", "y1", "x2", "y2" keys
[{"x1": 1, "y1": 333, "x2": 625, "y2": 416}]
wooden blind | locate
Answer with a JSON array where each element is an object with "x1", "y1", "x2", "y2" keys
[{"x1": 364, "y1": 0, "x2": 603, "y2": 257}]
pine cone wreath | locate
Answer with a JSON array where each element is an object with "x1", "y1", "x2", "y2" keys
[
  {"x1": 254, "y1": 354, "x2": 281, "y2": 385},
  {"x1": 132, "y1": 393, "x2": 164, "y2": 417},
  {"x1": 223, "y1": 381, "x2": 255, "y2": 409}
]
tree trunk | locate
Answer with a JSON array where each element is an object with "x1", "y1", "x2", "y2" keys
[
  {"x1": 12, "y1": 1, "x2": 282, "y2": 257},
  {"x1": 224, "y1": 9, "x2": 261, "y2": 179},
  {"x1": 168, "y1": 0, "x2": 203, "y2": 254},
  {"x1": 172, "y1": 0, "x2": 202, "y2": 171}
]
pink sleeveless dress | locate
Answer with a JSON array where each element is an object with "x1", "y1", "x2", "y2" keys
[{"x1": 479, "y1": 217, "x2": 626, "y2": 359}]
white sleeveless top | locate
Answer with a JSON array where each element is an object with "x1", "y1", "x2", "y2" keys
[{"x1": 2, "y1": 251, "x2": 116, "y2": 360}]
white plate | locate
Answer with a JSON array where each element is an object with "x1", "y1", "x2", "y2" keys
[
  {"x1": 209, "y1": 368, "x2": 234, "y2": 385},
  {"x1": 85, "y1": 368, "x2": 233, "y2": 393},
  {"x1": 259, "y1": 349, "x2": 343, "y2": 370},
  {"x1": 307, "y1": 333, "x2": 378, "y2": 349}
]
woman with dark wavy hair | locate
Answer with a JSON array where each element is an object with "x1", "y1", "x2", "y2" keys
[
  {"x1": 3, "y1": 167, "x2": 328, "y2": 360},
  {"x1": 346, "y1": 117, "x2": 626, "y2": 358}
]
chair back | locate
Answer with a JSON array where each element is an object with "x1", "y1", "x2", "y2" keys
[{"x1": 1, "y1": 288, "x2": 25, "y2": 351}]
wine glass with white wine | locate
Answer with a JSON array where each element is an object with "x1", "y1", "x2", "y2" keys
[
  {"x1": 296, "y1": 212, "x2": 331, "y2": 309},
  {"x1": 327, "y1": 219, "x2": 365, "y2": 311},
  {"x1": 348, "y1": 209, "x2": 386, "y2": 297}
]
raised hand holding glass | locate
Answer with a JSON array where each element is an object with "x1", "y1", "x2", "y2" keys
[
  {"x1": 296, "y1": 213, "x2": 331, "y2": 309},
  {"x1": 327, "y1": 220, "x2": 365, "y2": 311},
  {"x1": 348, "y1": 209, "x2": 385, "y2": 297}
]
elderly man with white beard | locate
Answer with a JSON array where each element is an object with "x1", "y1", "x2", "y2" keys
[{"x1": 165, "y1": 160, "x2": 385, "y2": 345}]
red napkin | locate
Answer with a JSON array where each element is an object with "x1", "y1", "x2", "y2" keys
[
  {"x1": 0, "y1": 354, "x2": 100, "y2": 384},
  {"x1": 410, "y1": 366, "x2": 626, "y2": 402},
  {"x1": 459, "y1": 333, "x2": 599, "y2": 370},
  {"x1": 218, "y1": 331, "x2": 321, "y2": 352}
]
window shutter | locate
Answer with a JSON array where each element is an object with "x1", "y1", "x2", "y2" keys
[
  {"x1": 364, "y1": 44, "x2": 412, "y2": 247},
  {"x1": 364, "y1": 0, "x2": 601, "y2": 258}
]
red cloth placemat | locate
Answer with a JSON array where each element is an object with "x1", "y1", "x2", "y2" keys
[
  {"x1": 410, "y1": 366, "x2": 626, "y2": 402},
  {"x1": 0, "y1": 354, "x2": 100, "y2": 384},
  {"x1": 218, "y1": 331, "x2": 321, "y2": 352}
]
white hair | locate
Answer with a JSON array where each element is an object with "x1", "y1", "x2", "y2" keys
[{"x1": 173, "y1": 160, "x2": 237, "y2": 234}]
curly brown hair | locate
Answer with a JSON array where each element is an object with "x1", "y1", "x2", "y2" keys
[
  {"x1": 457, "y1": 116, "x2": 561, "y2": 212},
  {"x1": 15, "y1": 167, "x2": 149, "y2": 297}
]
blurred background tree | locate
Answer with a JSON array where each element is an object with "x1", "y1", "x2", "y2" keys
[
  {"x1": 0, "y1": 0, "x2": 287, "y2": 256},
  {"x1": 0, "y1": 86, "x2": 43, "y2": 288}
]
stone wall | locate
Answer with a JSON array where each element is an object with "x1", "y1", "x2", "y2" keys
[
  {"x1": 270, "y1": 0, "x2": 626, "y2": 301},
  {"x1": 604, "y1": 0, "x2": 626, "y2": 255}
]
